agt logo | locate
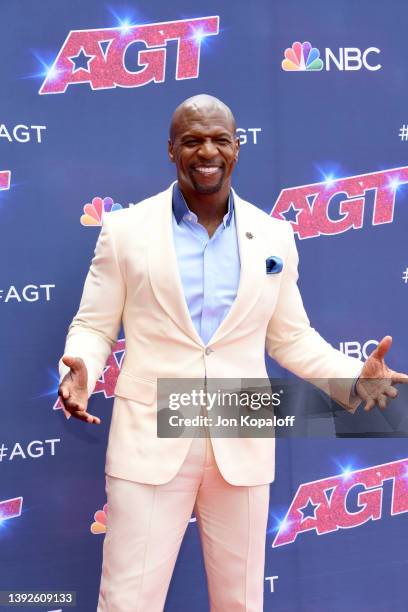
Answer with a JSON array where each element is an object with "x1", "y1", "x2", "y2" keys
[
  {"x1": 53, "y1": 338, "x2": 125, "y2": 411},
  {"x1": 39, "y1": 16, "x2": 219, "y2": 95},
  {"x1": 0, "y1": 439, "x2": 60, "y2": 462},
  {"x1": 273, "y1": 457, "x2": 408, "y2": 547},
  {"x1": 265, "y1": 576, "x2": 279, "y2": 594},
  {"x1": 236, "y1": 128, "x2": 262, "y2": 145},
  {"x1": 0, "y1": 171, "x2": 11, "y2": 191},
  {"x1": 282, "y1": 41, "x2": 381, "y2": 72},
  {"x1": 0, "y1": 124, "x2": 46, "y2": 143},
  {"x1": 0, "y1": 284, "x2": 55, "y2": 303},
  {"x1": 270, "y1": 166, "x2": 407, "y2": 239},
  {"x1": 0, "y1": 497, "x2": 23, "y2": 523}
]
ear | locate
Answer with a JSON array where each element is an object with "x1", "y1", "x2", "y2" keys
[
  {"x1": 234, "y1": 136, "x2": 240, "y2": 161},
  {"x1": 168, "y1": 139, "x2": 175, "y2": 163}
]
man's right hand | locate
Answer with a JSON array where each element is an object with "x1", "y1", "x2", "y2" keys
[{"x1": 58, "y1": 356, "x2": 101, "y2": 424}]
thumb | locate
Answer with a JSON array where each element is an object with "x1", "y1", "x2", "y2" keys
[
  {"x1": 371, "y1": 336, "x2": 392, "y2": 361},
  {"x1": 62, "y1": 355, "x2": 88, "y2": 386}
]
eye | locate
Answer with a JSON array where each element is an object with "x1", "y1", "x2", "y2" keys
[
  {"x1": 216, "y1": 138, "x2": 231, "y2": 144},
  {"x1": 183, "y1": 139, "x2": 199, "y2": 146}
]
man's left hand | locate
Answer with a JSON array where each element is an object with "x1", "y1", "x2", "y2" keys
[{"x1": 356, "y1": 335, "x2": 408, "y2": 411}]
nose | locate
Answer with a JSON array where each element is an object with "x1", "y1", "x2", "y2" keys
[{"x1": 197, "y1": 139, "x2": 218, "y2": 159}]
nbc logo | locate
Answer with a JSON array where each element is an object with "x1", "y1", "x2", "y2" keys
[
  {"x1": 282, "y1": 41, "x2": 381, "y2": 72},
  {"x1": 91, "y1": 503, "x2": 108, "y2": 534},
  {"x1": 282, "y1": 41, "x2": 323, "y2": 71},
  {"x1": 89, "y1": 502, "x2": 196, "y2": 534},
  {"x1": 80, "y1": 196, "x2": 123, "y2": 226}
]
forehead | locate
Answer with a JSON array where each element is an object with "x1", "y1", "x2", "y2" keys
[{"x1": 173, "y1": 106, "x2": 235, "y2": 139}]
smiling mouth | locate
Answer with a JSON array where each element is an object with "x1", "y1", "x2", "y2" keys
[{"x1": 193, "y1": 166, "x2": 221, "y2": 176}]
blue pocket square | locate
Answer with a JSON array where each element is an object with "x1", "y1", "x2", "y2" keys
[{"x1": 266, "y1": 256, "x2": 283, "y2": 274}]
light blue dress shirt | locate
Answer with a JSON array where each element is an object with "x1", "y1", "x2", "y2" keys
[
  {"x1": 172, "y1": 183, "x2": 361, "y2": 397},
  {"x1": 172, "y1": 183, "x2": 240, "y2": 345}
]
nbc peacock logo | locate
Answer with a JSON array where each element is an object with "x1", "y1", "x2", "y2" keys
[
  {"x1": 282, "y1": 41, "x2": 323, "y2": 71},
  {"x1": 90, "y1": 503, "x2": 108, "y2": 534},
  {"x1": 80, "y1": 196, "x2": 123, "y2": 226}
]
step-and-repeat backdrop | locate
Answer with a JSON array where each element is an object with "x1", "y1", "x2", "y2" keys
[{"x1": 1, "y1": 1, "x2": 407, "y2": 610}]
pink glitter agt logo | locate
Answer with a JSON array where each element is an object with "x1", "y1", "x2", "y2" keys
[
  {"x1": 273, "y1": 457, "x2": 408, "y2": 547},
  {"x1": 0, "y1": 171, "x2": 11, "y2": 191},
  {"x1": 0, "y1": 497, "x2": 23, "y2": 522},
  {"x1": 270, "y1": 166, "x2": 407, "y2": 239},
  {"x1": 39, "y1": 16, "x2": 219, "y2": 95}
]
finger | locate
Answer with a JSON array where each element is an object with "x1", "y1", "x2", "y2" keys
[
  {"x1": 62, "y1": 355, "x2": 80, "y2": 370},
  {"x1": 364, "y1": 398, "x2": 376, "y2": 412},
  {"x1": 371, "y1": 336, "x2": 392, "y2": 361},
  {"x1": 356, "y1": 380, "x2": 382, "y2": 402},
  {"x1": 62, "y1": 355, "x2": 86, "y2": 379},
  {"x1": 356, "y1": 380, "x2": 370, "y2": 401},
  {"x1": 71, "y1": 410, "x2": 91, "y2": 423},
  {"x1": 64, "y1": 399, "x2": 87, "y2": 413},
  {"x1": 377, "y1": 394, "x2": 389, "y2": 410},
  {"x1": 72, "y1": 410, "x2": 101, "y2": 425},
  {"x1": 391, "y1": 372, "x2": 408, "y2": 385},
  {"x1": 58, "y1": 386, "x2": 70, "y2": 400},
  {"x1": 384, "y1": 386, "x2": 398, "y2": 399}
]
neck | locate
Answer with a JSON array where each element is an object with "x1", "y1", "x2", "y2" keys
[{"x1": 178, "y1": 182, "x2": 231, "y2": 226}]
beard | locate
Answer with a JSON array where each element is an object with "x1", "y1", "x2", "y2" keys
[{"x1": 188, "y1": 167, "x2": 226, "y2": 194}]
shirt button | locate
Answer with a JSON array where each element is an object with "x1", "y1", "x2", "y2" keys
[{"x1": 205, "y1": 347, "x2": 214, "y2": 355}]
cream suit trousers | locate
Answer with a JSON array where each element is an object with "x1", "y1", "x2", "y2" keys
[{"x1": 97, "y1": 432, "x2": 270, "y2": 612}]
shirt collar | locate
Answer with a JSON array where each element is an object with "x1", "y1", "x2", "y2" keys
[{"x1": 172, "y1": 182, "x2": 234, "y2": 228}]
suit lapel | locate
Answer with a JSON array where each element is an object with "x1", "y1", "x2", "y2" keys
[
  {"x1": 148, "y1": 184, "x2": 204, "y2": 347},
  {"x1": 148, "y1": 185, "x2": 266, "y2": 347},
  {"x1": 209, "y1": 192, "x2": 266, "y2": 345}
]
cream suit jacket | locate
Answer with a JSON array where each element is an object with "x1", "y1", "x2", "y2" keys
[{"x1": 59, "y1": 183, "x2": 362, "y2": 486}]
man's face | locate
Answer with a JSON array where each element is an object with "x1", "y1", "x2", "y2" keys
[{"x1": 168, "y1": 107, "x2": 239, "y2": 195}]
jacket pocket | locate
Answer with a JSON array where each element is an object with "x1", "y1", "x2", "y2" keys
[{"x1": 114, "y1": 371, "x2": 156, "y2": 405}]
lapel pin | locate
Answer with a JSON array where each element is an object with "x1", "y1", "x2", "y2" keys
[{"x1": 245, "y1": 232, "x2": 254, "y2": 239}]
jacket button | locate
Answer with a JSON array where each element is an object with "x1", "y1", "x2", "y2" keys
[{"x1": 205, "y1": 347, "x2": 214, "y2": 355}]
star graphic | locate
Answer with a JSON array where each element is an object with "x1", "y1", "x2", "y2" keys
[
  {"x1": 299, "y1": 499, "x2": 319, "y2": 520},
  {"x1": 68, "y1": 47, "x2": 95, "y2": 73},
  {"x1": 281, "y1": 203, "x2": 302, "y2": 223}
]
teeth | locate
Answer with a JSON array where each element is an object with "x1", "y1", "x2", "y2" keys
[{"x1": 195, "y1": 167, "x2": 219, "y2": 175}]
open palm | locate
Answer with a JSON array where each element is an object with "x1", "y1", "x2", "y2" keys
[
  {"x1": 58, "y1": 355, "x2": 101, "y2": 424},
  {"x1": 356, "y1": 336, "x2": 408, "y2": 411}
]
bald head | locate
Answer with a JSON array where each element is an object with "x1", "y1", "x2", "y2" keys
[
  {"x1": 169, "y1": 94, "x2": 236, "y2": 142},
  {"x1": 167, "y1": 93, "x2": 240, "y2": 198}
]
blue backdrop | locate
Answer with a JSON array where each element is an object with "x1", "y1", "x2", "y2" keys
[{"x1": 1, "y1": 1, "x2": 407, "y2": 610}]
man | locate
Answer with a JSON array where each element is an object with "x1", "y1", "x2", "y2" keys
[{"x1": 58, "y1": 94, "x2": 407, "y2": 611}]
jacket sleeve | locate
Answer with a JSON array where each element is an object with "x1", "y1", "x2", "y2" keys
[
  {"x1": 59, "y1": 214, "x2": 126, "y2": 398},
  {"x1": 265, "y1": 223, "x2": 363, "y2": 411}
]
